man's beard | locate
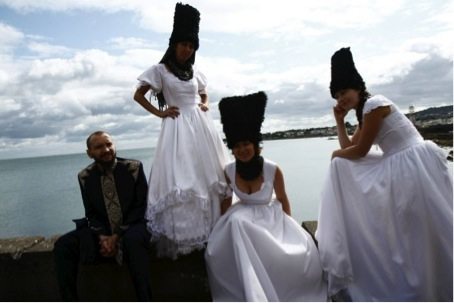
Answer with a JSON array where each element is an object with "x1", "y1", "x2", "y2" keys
[{"x1": 95, "y1": 151, "x2": 116, "y2": 169}]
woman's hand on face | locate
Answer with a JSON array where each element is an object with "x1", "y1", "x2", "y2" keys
[
  {"x1": 198, "y1": 103, "x2": 209, "y2": 112},
  {"x1": 333, "y1": 104, "x2": 348, "y2": 122},
  {"x1": 160, "y1": 106, "x2": 180, "y2": 119}
]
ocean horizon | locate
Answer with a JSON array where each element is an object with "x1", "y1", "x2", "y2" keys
[{"x1": 0, "y1": 137, "x2": 451, "y2": 239}]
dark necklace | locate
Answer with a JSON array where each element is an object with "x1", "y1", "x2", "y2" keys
[{"x1": 167, "y1": 59, "x2": 194, "y2": 81}]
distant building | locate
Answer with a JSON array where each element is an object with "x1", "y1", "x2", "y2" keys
[
  {"x1": 415, "y1": 117, "x2": 453, "y2": 128},
  {"x1": 262, "y1": 105, "x2": 451, "y2": 143},
  {"x1": 408, "y1": 105, "x2": 416, "y2": 123}
]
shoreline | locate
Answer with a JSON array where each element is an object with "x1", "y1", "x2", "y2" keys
[
  {"x1": 1, "y1": 128, "x2": 452, "y2": 162},
  {"x1": 264, "y1": 133, "x2": 453, "y2": 148}
]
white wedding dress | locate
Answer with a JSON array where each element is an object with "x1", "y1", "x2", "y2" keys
[
  {"x1": 205, "y1": 159, "x2": 328, "y2": 302},
  {"x1": 316, "y1": 95, "x2": 453, "y2": 301},
  {"x1": 137, "y1": 63, "x2": 230, "y2": 259}
]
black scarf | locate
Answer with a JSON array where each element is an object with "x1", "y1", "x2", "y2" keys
[
  {"x1": 156, "y1": 48, "x2": 195, "y2": 110},
  {"x1": 236, "y1": 155, "x2": 264, "y2": 181},
  {"x1": 166, "y1": 59, "x2": 194, "y2": 81}
]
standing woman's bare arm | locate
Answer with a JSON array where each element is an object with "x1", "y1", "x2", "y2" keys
[
  {"x1": 274, "y1": 167, "x2": 291, "y2": 216},
  {"x1": 133, "y1": 85, "x2": 180, "y2": 119},
  {"x1": 199, "y1": 93, "x2": 209, "y2": 112}
]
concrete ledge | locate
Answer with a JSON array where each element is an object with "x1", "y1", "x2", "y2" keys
[{"x1": 0, "y1": 221, "x2": 317, "y2": 301}]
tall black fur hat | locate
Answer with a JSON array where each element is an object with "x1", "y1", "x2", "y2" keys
[
  {"x1": 330, "y1": 47, "x2": 366, "y2": 98},
  {"x1": 169, "y1": 2, "x2": 200, "y2": 50},
  {"x1": 218, "y1": 91, "x2": 267, "y2": 149}
]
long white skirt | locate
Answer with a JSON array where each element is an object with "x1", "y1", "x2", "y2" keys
[
  {"x1": 146, "y1": 106, "x2": 230, "y2": 259},
  {"x1": 317, "y1": 141, "x2": 453, "y2": 301},
  {"x1": 205, "y1": 200, "x2": 328, "y2": 302}
]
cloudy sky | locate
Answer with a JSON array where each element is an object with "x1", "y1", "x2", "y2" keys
[{"x1": 0, "y1": 0, "x2": 452, "y2": 159}]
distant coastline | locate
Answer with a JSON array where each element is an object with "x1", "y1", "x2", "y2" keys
[{"x1": 263, "y1": 105, "x2": 453, "y2": 147}]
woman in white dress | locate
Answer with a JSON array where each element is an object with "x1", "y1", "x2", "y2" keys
[
  {"x1": 205, "y1": 92, "x2": 328, "y2": 302},
  {"x1": 133, "y1": 3, "x2": 230, "y2": 259},
  {"x1": 316, "y1": 47, "x2": 453, "y2": 301}
]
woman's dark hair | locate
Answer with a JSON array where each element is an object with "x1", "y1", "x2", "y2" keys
[{"x1": 355, "y1": 89, "x2": 371, "y2": 128}]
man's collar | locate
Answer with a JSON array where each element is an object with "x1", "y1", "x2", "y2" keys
[{"x1": 95, "y1": 158, "x2": 118, "y2": 174}]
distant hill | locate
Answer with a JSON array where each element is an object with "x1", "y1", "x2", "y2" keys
[
  {"x1": 410, "y1": 105, "x2": 452, "y2": 120},
  {"x1": 262, "y1": 105, "x2": 453, "y2": 147}
]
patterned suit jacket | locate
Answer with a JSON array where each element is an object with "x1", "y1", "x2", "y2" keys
[{"x1": 78, "y1": 157, "x2": 148, "y2": 236}]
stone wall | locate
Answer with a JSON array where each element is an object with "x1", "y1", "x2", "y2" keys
[{"x1": 0, "y1": 221, "x2": 317, "y2": 301}]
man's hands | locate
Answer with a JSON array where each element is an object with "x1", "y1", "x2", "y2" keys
[{"x1": 99, "y1": 234, "x2": 119, "y2": 257}]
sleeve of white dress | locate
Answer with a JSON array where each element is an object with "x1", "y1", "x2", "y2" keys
[
  {"x1": 223, "y1": 163, "x2": 235, "y2": 198},
  {"x1": 363, "y1": 95, "x2": 393, "y2": 114},
  {"x1": 136, "y1": 64, "x2": 162, "y2": 93},
  {"x1": 195, "y1": 68, "x2": 208, "y2": 95}
]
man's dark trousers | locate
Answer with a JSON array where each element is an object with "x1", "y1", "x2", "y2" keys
[{"x1": 54, "y1": 222, "x2": 152, "y2": 301}]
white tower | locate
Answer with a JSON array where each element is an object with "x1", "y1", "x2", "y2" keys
[{"x1": 408, "y1": 105, "x2": 416, "y2": 124}]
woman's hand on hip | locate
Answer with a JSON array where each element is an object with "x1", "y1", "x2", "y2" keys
[
  {"x1": 160, "y1": 106, "x2": 180, "y2": 119},
  {"x1": 198, "y1": 103, "x2": 209, "y2": 112}
]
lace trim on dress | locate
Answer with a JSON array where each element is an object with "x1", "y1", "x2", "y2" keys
[
  {"x1": 323, "y1": 268, "x2": 354, "y2": 296},
  {"x1": 146, "y1": 181, "x2": 230, "y2": 259},
  {"x1": 147, "y1": 188, "x2": 209, "y2": 225}
]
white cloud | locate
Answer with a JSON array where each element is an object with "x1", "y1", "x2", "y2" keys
[
  {"x1": 0, "y1": 0, "x2": 452, "y2": 159},
  {"x1": 108, "y1": 37, "x2": 157, "y2": 50},
  {"x1": 197, "y1": 56, "x2": 265, "y2": 96},
  {"x1": 0, "y1": 98, "x2": 22, "y2": 114},
  {"x1": 0, "y1": 0, "x2": 135, "y2": 13},
  {"x1": 199, "y1": 1, "x2": 404, "y2": 35},
  {"x1": 27, "y1": 41, "x2": 72, "y2": 57},
  {"x1": 0, "y1": 0, "x2": 406, "y2": 36},
  {"x1": 28, "y1": 57, "x2": 93, "y2": 79},
  {"x1": 0, "y1": 22, "x2": 24, "y2": 52}
]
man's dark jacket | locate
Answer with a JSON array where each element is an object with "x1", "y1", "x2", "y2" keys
[{"x1": 77, "y1": 157, "x2": 148, "y2": 236}]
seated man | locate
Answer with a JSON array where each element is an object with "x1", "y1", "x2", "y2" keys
[{"x1": 53, "y1": 131, "x2": 152, "y2": 301}]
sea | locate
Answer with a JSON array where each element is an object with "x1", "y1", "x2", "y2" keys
[{"x1": 0, "y1": 137, "x2": 451, "y2": 239}]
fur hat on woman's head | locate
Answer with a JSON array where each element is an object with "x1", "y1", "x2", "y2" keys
[
  {"x1": 169, "y1": 2, "x2": 200, "y2": 50},
  {"x1": 218, "y1": 91, "x2": 267, "y2": 149},
  {"x1": 330, "y1": 47, "x2": 366, "y2": 98}
]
